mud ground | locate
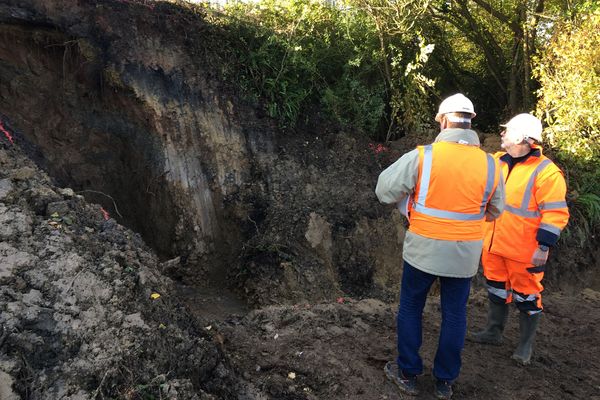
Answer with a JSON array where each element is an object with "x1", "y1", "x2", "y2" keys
[
  {"x1": 0, "y1": 1, "x2": 599, "y2": 399},
  {"x1": 2, "y1": 138, "x2": 599, "y2": 399},
  {"x1": 201, "y1": 289, "x2": 600, "y2": 400}
]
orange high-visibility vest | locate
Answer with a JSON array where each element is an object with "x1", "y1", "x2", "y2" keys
[
  {"x1": 484, "y1": 147, "x2": 569, "y2": 263},
  {"x1": 408, "y1": 142, "x2": 500, "y2": 241}
]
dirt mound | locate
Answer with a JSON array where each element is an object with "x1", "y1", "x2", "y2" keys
[
  {"x1": 4, "y1": 122, "x2": 599, "y2": 399},
  {"x1": 0, "y1": 144, "x2": 252, "y2": 399},
  {"x1": 231, "y1": 132, "x2": 406, "y2": 306},
  {"x1": 0, "y1": 0, "x2": 408, "y2": 306}
]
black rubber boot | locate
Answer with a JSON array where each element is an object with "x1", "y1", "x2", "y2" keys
[
  {"x1": 469, "y1": 300, "x2": 509, "y2": 345},
  {"x1": 512, "y1": 312, "x2": 541, "y2": 365}
]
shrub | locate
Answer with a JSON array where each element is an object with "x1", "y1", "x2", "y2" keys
[{"x1": 535, "y1": 8, "x2": 600, "y2": 240}]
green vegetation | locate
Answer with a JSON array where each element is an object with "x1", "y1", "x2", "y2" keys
[
  {"x1": 419, "y1": 0, "x2": 545, "y2": 128},
  {"x1": 535, "y1": 10, "x2": 599, "y2": 162},
  {"x1": 210, "y1": 0, "x2": 433, "y2": 140},
  {"x1": 534, "y1": 7, "x2": 600, "y2": 242},
  {"x1": 198, "y1": 0, "x2": 599, "y2": 236}
]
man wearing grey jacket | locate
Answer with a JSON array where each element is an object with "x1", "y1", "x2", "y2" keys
[{"x1": 376, "y1": 94, "x2": 505, "y2": 399}]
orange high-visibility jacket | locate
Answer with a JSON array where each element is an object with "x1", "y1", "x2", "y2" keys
[
  {"x1": 484, "y1": 146, "x2": 569, "y2": 263},
  {"x1": 408, "y1": 142, "x2": 501, "y2": 241}
]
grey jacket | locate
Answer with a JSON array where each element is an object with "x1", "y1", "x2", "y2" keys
[{"x1": 375, "y1": 129, "x2": 505, "y2": 278}]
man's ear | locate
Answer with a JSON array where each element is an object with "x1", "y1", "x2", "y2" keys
[{"x1": 439, "y1": 116, "x2": 447, "y2": 130}]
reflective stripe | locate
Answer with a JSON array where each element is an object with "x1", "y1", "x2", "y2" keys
[
  {"x1": 539, "y1": 223, "x2": 562, "y2": 235},
  {"x1": 528, "y1": 310, "x2": 543, "y2": 315},
  {"x1": 417, "y1": 145, "x2": 433, "y2": 205},
  {"x1": 414, "y1": 144, "x2": 492, "y2": 221},
  {"x1": 521, "y1": 159, "x2": 551, "y2": 210},
  {"x1": 513, "y1": 292, "x2": 538, "y2": 303},
  {"x1": 412, "y1": 204, "x2": 484, "y2": 220},
  {"x1": 539, "y1": 201, "x2": 568, "y2": 210},
  {"x1": 487, "y1": 285, "x2": 508, "y2": 300},
  {"x1": 504, "y1": 205, "x2": 540, "y2": 218},
  {"x1": 504, "y1": 159, "x2": 552, "y2": 218},
  {"x1": 481, "y1": 154, "x2": 496, "y2": 208}
]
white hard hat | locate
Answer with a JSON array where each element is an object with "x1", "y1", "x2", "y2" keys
[
  {"x1": 501, "y1": 113, "x2": 543, "y2": 143},
  {"x1": 435, "y1": 93, "x2": 476, "y2": 122}
]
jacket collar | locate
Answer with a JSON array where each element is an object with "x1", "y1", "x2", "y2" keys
[
  {"x1": 434, "y1": 129, "x2": 480, "y2": 146},
  {"x1": 499, "y1": 144, "x2": 542, "y2": 164}
]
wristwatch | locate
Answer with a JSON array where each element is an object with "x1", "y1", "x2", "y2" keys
[{"x1": 538, "y1": 244, "x2": 550, "y2": 252}]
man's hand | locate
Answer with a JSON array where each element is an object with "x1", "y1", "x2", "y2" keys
[{"x1": 527, "y1": 248, "x2": 549, "y2": 273}]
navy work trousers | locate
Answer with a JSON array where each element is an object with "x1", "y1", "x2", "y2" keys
[{"x1": 396, "y1": 261, "x2": 471, "y2": 382}]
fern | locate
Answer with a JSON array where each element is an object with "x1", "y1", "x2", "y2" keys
[{"x1": 575, "y1": 193, "x2": 600, "y2": 224}]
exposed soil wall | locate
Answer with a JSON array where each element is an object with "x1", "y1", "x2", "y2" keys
[
  {"x1": 2, "y1": 124, "x2": 600, "y2": 400},
  {"x1": 0, "y1": 0, "x2": 408, "y2": 306},
  {"x1": 0, "y1": 0, "x2": 276, "y2": 283},
  {"x1": 1, "y1": 0, "x2": 597, "y2": 310}
]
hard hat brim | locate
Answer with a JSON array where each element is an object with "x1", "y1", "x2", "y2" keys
[{"x1": 436, "y1": 112, "x2": 475, "y2": 123}]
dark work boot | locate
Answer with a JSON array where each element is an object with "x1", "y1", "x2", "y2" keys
[
  {"x1": 512, "y1": 312, "x2": 541, "y2": 365},
  {"x1": 469, "y1": 300, "x2": 509, "y2": 345},
  {"x1": 434, "y1": 379, "x2": 453, "y2": 399},
  {"x1": 384, "y1": 361, "x2": 419, "y2": 396}
]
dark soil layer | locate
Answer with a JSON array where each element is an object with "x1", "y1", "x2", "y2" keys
[
  {"x1": 212, "y1": 290, "x2": 600, "y2": 400},
  {"x1": 1, "y1": 1, "x2": 599, "y2": 399}
]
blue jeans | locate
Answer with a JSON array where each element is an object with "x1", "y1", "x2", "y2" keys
[{"x1": 396, "y1": 261, "x2": 471, "y2": 382}]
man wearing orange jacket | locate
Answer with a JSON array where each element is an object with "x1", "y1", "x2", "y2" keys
[
  {"x1": 376, "y1": 93, "x2": 504, "y2": 399},
  {"x1": 471, "y1": 113, "x2": 569, "y2": 365}
]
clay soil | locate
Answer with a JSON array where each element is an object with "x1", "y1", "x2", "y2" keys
[
  {"x1": 204, "y1": 289, "x2": 600, "y2": 400},
  {"x1": 1, "y1": 1, "x2": 599, "y2": 399},
  {"x1": 2, "y1": 138, "x2": 600, "y2": 399}
]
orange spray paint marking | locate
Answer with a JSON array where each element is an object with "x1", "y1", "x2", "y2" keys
[
  {"x1": 368, "y1": 143, "x2": 388, "y2": 154},
  {"x1": 0, "y1": 121, "x2": 14, "y2": 144},
  {"x1": 100, "y1": 207, "x2": 110, "y2": 221}
]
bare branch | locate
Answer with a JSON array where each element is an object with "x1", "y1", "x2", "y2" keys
[
  {"x1": 470, "y1": 0, "x2": 521, "y2": 34},
  {"x1": 77, "y1": 190, "x2": 124, "y2": 219}
]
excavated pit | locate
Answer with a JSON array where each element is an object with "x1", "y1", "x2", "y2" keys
[
  {"x1": 2, "y1": 0, "x2": 595, "y2": 308},
  {"x1": 0, "y1": 17, "x2": 274, "y2": 292},
  {"x1": 2, "y1": 3, "x2": 600, "y2": 399},
  {"x1": 0, "y1": 1, "x2": 411, "y2": 310},
  {"x1": 0, "y1": 25, "x2": 177, "y2": 255}
]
